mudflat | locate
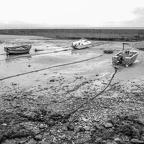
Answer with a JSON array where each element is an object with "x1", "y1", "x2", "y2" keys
[{"x1": 0, "y1": 35, "x2": 144, "y2": 144}]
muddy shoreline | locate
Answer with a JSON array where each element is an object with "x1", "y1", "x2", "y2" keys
[{"x1": 0, "y1": 35, "x2": 144, "y2": 144}]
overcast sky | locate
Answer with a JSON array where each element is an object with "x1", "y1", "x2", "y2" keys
[{"x1": 0, "y1": 0, "x2": 144, "y2": 28}]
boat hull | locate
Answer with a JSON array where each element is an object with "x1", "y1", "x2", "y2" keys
[
  {"x1": 72, "y1": 44, "x2": 92, "y2": 50},
  {"x1": 72, "y1": 39, "x2": 92, "y2": 50},
  {"x1": 4, "y1": 45, "x2": 32, "y2": 55},
  {"x1": 112, "y1": 50, "x2": 138, "y2": 67}
]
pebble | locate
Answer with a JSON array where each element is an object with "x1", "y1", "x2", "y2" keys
[
  {"x1": 34, "y1": 134, "x2": 43, "y2": 141},
  {"x1": 114, "y1": 137, "x2": 121, "y2": 142},
  {"x1": 27, "y1": 139, "x2": 37, "y2": 144},
  {"x1": 2, "y1": 123, "x2": 7, "y2": 126},
  {"x1": 81, "y1": 117, "x2": 89, "y2": 122},
  {"x1": 39, "y1": 124, "x2": 47, "y2": 129},
  {"x1": 50, "y1": 79, "x2": 55, "y2": 82},
  {"x1": 84, "y1": 126, "x2": 91, "y2": 131},
  {"x1": 67, "y1": 125, "x2": 74, "y2": 131},
  {"x1": 77, "y1": 126, "x2": 85, "y2": 132},
  {"x1": 107, "y1": 141, "x2": 117, "y2": 144},
  {"x1": 23, "y1": 111, "x2": 37, "y2": 118},
  {"x1": 131, "y1": 138, "x2": 144, "y2": 143},
  {"x1": 11, "y1": 82, "x2": 17, "y2": 86},
  {"x1": 39, "y1": 142, "x2": 49, "y2": 144},
  {"x1": 104, "y1": 122, "x2": 113, "y2": 128}
]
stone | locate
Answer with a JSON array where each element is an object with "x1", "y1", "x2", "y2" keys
[
  {"x1": 23, "y1": 111, "x2": 37, "y2": 118},
  {"x1": 67, "y1": 125, "x2": 74, "y2": 131},
  {"x1": 114, "y1": 137, "x2": 121, "y2": 142},
  {"x1": 50, "y1": 79, "x2": 55, "y2": 82},
  {"x1": 84, "y1": 126, "x2": 91, "y2": 131},
  {"x1": 104, "y1": 122, "x2": 113, "y2": 128},
  {"x1": 39, "y1": 142, "x2": 50, "y2": 144},
  {"x1": 34, "y1": 134, "x2": 43, "y2": 141},
  {"x1": 81, "y1": 117, "x2": 89, "y2": 122},
  {"x1": 27, "y1": 139, "x2": 37, "y2": 144},
  {"x1": 77, "y1": 126, "x2": 85, "y2": 132},
  {"x1": 2, "y1": 123, "x2": 7, "y2": 126},
  {"x1": 131, "y1": 138, "x2": 144, "y2": 143},
  {"x1": 107, "y1": 141, "x2": 117, "y2": 144},
  {"x1": 39, "y1": 123, "x2": 47, "y2": 129}
]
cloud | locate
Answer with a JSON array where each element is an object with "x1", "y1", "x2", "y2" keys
[
  {"x1": 0, "y1": 20, "x2": 49, "y2": 29},
  {"x1": 0, "y1": 21, "x2": 93, "y2": 29},
  {"x1": 1, "y1": 7, "x2": 144, "y2": 28},
  {"x1": 133, "y1": 7, "x2": 144, "y2": 17},
  {"x1": 120, "y1": 7, "x2": 144, "y2": 27},
  {"x1": 98, "y1": 7, "x2": 144, "y2": 28}
]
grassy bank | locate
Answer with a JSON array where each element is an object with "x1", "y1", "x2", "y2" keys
[{"x1": 0, "y1": 28, "x2": 144, "y2": 41}]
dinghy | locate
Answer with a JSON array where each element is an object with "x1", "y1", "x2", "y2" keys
[
  {"x1": 4, "y1": 45, "x2": 32, "y2": 55},
  {"x1": 72, "y1": 39, "x2": 92, "y2": 49},
  {"x1": 112, "y1": 43, "x2": 138, "y2": 67}
]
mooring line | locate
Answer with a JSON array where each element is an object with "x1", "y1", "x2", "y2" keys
[
  {"x1": 65, "y1": 66, "x2": 118, "y2": 121},
  {"x1": 0, "y1": 41, "x2": 109, "y2": 63},
  {"x1": 0, "y1": 54, "x2": 103, "y2": 81},
  {"x1": 0, "y1": 47, "x2": 72, "y2": 62}
]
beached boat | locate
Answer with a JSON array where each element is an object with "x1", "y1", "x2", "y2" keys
[
  {"x1": 112, "y1": 43, "x2": 138, "y2": 67},
  {"x1": 72, "y1": 39, "x2": 92, "y2": 49},
  {"x1": 4, "y1": 45, "x2": 32, "y2": 55}
]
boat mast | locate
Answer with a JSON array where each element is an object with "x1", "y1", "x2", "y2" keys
[{"x1": 122, "y1": 43, "x2": 129, "y2": 52}]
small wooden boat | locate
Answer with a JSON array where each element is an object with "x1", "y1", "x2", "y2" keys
[
  {"x1": 72, "y1": 39, "x2": 92, "y2": 49},
  {"x1": 112, "y1": 43, "x2": 138, "y2": 67},
  {"x1": 4, "y1": 45, "x2": 32, "y2": 55}
]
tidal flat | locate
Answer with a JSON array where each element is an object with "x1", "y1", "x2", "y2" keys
[{"x1": 0, "y1": 35, "x2": 144, "y2": 144}]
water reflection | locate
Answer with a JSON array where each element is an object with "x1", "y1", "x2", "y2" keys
[
  {"x1": 5, "y1": 54, "x2": 31, "y2": 62},
  {"x1": 71, "y1": 48, "x2": 91, "y2": 55}
]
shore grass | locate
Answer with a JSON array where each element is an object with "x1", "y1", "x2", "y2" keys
[{"x1": 0, "y1": 29, "x2": 144, "y2": 41}]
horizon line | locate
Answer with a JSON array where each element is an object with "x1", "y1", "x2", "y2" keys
[{"x1": 0, "y1": 27, "x2": 144, "y2": 30}]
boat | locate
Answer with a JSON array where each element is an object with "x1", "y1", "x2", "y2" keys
[
  {"x1": 4, "y1": 45, "x2": 32, "y2": 55},
  {"x1": 112, "y1": 43, "x2": 138, "y2": 67},
  {"x1": 72, "y1": 38, "x2": 92, "y2": 49}
]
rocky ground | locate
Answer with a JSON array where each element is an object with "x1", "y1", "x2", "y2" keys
[{"x1": 0, "y1": 36, "x2": 144, "y2": 144}]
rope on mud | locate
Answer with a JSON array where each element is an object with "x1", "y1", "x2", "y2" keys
[
  {"x1": 0, "y1": 47, "x2": 72, "y2": 62},
  {"x1": 0, "y1": 54, "x2": 103, "y2": 81},
  {"x1": 65, "y1": 67, "x2": 118, "y2": 119},
  {"x1": 0, "y1": 67, "x2": 118, "y2": 144},
  {"x1": 0, "y1": 41, "x2": 109, "y2": 63}
]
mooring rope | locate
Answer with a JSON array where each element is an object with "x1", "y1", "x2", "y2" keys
[
  {"x1": 65, "y1": 66, "x2": 118, "y2": 119},
  {"x1": 0, "y1": 47, "x2": 72, "y2": 62},
  {"x1": 0, "y1": 54, "x2": 103, "y2": 81},
  {"x1": 0, "y1": 41, "x2": 109, "y2": 63}
]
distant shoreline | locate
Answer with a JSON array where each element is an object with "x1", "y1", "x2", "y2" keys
[
  {"x1": 0, "y1": 28, "x2": 144, "y2": 41},
  {"x1": 0, "y1": 27, "x2": 144, "y2": 29}
]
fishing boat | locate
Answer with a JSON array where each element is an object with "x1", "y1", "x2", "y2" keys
[
  {"x1": 72, "y1": 38, "x2": 92, "y2": 49},
  {"x1": 4, "y1": 45, "x2": 32, "y2": 55},
  {"x1": 112, "y1": 43, "x2": 138, "y2": 67}
]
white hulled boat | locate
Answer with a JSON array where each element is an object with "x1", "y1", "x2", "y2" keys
[{"x1": 72, "y1": 39, "x2": 92, "y2": 49}]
